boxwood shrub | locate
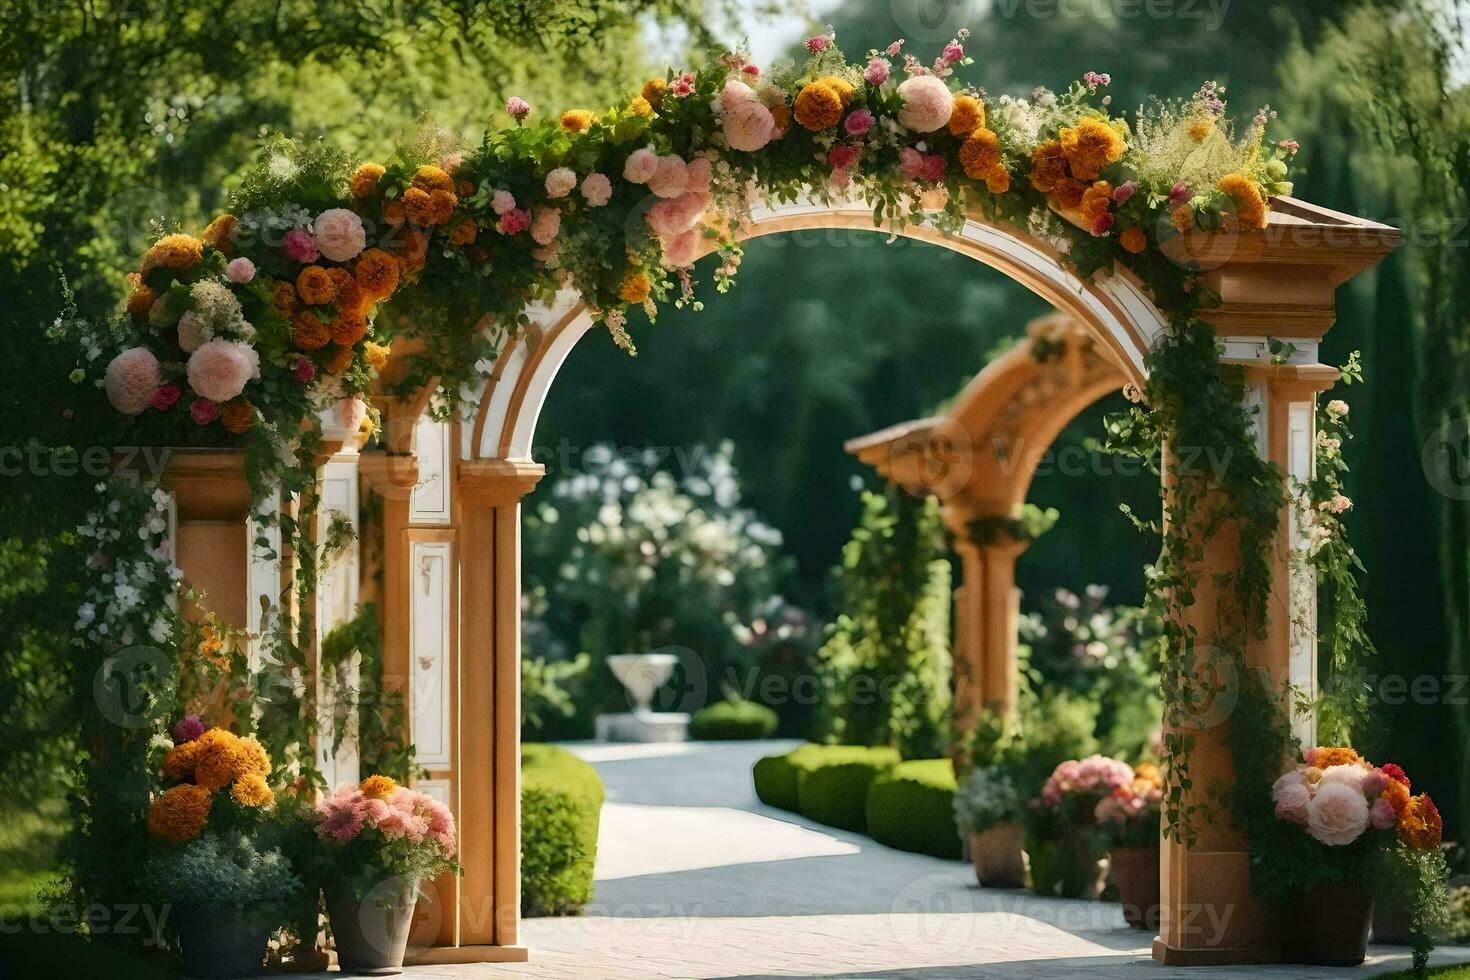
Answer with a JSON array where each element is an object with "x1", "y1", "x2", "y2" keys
[
  {"x1": 865, "y1": 758, "x2": 960, "y2": 859},
  {"x1": 690, "y1": 699, "x2": 779, "y2": 740},
  {"x1": 752, "y1": 744, "x2": 901, "y2": 829},
  {"x1": 521, "y1": 744, "x2": 604, "y2": 916}
]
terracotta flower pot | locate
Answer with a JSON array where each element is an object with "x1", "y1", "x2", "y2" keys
[
  {"x1": 1109, "y1": 844, "x2": 1161, "y2": 930},
  {"x1": 970, "y1": 823, "x2": 1026, "y2": 888},
  {"x1": 1281, "y1": 882, "x2": 1374, "y2": 966},
  {"x1": 175, "y1": 907, "x2": 269, "y2": 978},
  {"x1": 326, "y1": 876, "x2": 420, "y2": 976},
  {"x1": 1027, "y1": 828, "x2": 1105, "y2": 899}
]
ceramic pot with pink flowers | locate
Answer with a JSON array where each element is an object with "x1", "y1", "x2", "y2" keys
[{"x1": 1024, "y1": 755, "x2": 1134, "y2": 899}]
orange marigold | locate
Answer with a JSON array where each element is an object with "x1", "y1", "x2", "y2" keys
[
  {"x1": 330, "y1": 311, "x2": 368, "y2": 346},
  {"x1": 560, "y1": 109, "x2": 595, "y2": 133},
  {"x1": 355, "y1": 248, "x2": 400, "y2": 300},
  {"x1": 641, "y1": 78, "x2": 667, "y2": 109},
  {"x1": 327, "y1": 270, "x2": 363, "y2": 313},
  {"x1": 126, "y1": 286, "x2": 156, "y2": 322},
  {"x1": 1060, "y1": 116, "x2": 1126, "y2": 181},
  {"x1": 363, "y1": 341, "x2": 390, "y2": 371},
  {"x1": 292, "y1": 312, "x2": 331, "y2": 351},
  {"x1": 147, "y1": 784, "x2": 213, "y2": 842},
  {"x1": 815, "y1": 76, "x2": 855, "y2": 105},
  {"x1": 958, "y1": 127, "x2": 1001, "y2": 179},
  {"x1": 1052, "y1": 178, "x2": 1087, "y2": 211},
  {"x1": 427, "y1": 188, "x2": 457, "y2": 226},
  {"x1": 619, "y1": 270, "x2": 652, "y2": 304},
  {"x1": 325, "y1": 344, "x2": 354, "y2": 375},
  {"x1": 230, "y1": 773, "x2": 274, "y2": 808},
  {"x1": 448, "y1": 220, "x2": 478, "y2": 246},
  {"x1": 237, "y1": 736, "x2": 270, "y2": 779},
  {"x1": 794, "y1": 82, "x2": 843, "y2": 131},
  {"x1": 351, "y1": 163, "x2": 385, "y2": 198},
  {"x1": 1381, "y1": 778, "x2": 1411, "y2": 816},
  {"x1": 220, "y1": 402, "x2": 254, "y2": 435},
  {"x1": 141, "y1": 234, "x2": 203, "y2": 275},
  {"x1": 1398, "y1": 794, "x2": 1443, "y2": 850},
  {"x1": 1217, "y1": 173, "x2": 1268, "y2": 232},
  {"x1": 949, "y1": 95, "x2": 986, "y2": 137},
  {"x1": 1079, "y1": 180, "x2": 1113, "y2": 226},
  {"x1": 270, "y1": 279, "x2": 299, "y2": 315},
  {"x1": 628, "y1": 96, "x2": 653, "y2": 118},
  {"x1": 402, "y1": 187, "x2": 435, "y2": 226},
  {"x1": 201, "y1": 214, "x2": 238, "y2": 254},
  {"x1": 1313, "y1": 747, "x2": 1360, "y2": 769},
  {"x1": 1028, "y1": 140, "x2": 1070, "y2": 193},
  {"x1": 984, "y1": 164, "x2": 1011, "y2": 194},
  {"x1": 381, "y1": 199, "x2": 406, "y2": 227},
  {"x1": 1170, "y1": 206, "x2": 1195, "y2": 233},
  {"x1": 296, "y1": 265, "x2": 336, "y2": 305},
  {"x1": 193, "y1": 728, "x2": 245, "y2": 791},
  {"x1": 412, "y1": 165, "x2": 454, "y2": 193},
  {"x1": 161, "y1": 740, "x2": 201, "y2": 783},
  {"x1": 769, "y1": 103, "x2": 790, "y2": 134},
  {"x1": 1119, "y1": 226, "x2": 1148, "y2": 254},
  {"x1": 361, "y1": 774, "x2": 399, "y2": 800}
]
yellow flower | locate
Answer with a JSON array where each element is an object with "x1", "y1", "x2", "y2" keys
[
  {"x1": 193, "y1": 728, "x2": 245, "y2": 791},
  {"x1": 958, "y1": 127, "x2": 1001, "y2": 179},
  {"x1": 619, "y1": 270, "x2": 652, "y2": 304},
  {"x1": 237, "y1": 736, "x2": 271, "y2": 779},
  {"x1": 560, "y1": 109, "x2": 596, "y2": 133},
  {"x1": 1060, "y1": 116, "x2": 1125, "y2": 181},
  {"x1": 1028, "y1": 140, "x2": 1070, "y2": 193},
  {"x1": 641, "y1": 78, "x2": 667, "y2": 109},
  {"x1": 141, "y1": 234, "x2": 203, "y2": 275},
  {"x1": 363, "y1": 341, "x2": 390, "y2": 371},
  {"x1": 148, "y1": 784, "x2": 213, "y2": 842},
  {"x1": 949, "y1": 95, "x2": 986, "y2": 137},
  {"x1": 126, "y1": 286, "x2": 156, "y2": 322},
  {"x1": 412, "y1": 165, "x2": 454, "y2": 193},
  {"x1": 351, "y1": 163, "x2": 385, "y2": 198},
  {"x1": 361, "y1": 774, "x2": 399, "y2": 800},
  {"x1": 629, "y1": 96, "x2": 653, "y2": 117},
  {"x1": 230, "y1": 773, "x2": 274, "y2": 808},
  {"x1": 201, "y1": 214, "x2": 238, "y2": 254},
  {"x1": 1119, "y1": 226, "x2": 1148, "y2": 254},
  {"x1": 1188, "y1": 119, "x2": 1214, "y2": 142},
  {"x1": 1217, "y1": 172, "x2": 1268, "y2": 232},
  {"x1": 794, "y1": 82, "x2": 843, "y2": 131}
]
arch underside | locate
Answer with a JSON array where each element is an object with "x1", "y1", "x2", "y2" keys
[{"x1": 466, "y1": 199, "x2": 1166, "y2": 462}]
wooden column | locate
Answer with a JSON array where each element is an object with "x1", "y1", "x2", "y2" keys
[
  {"x1": 947, "y1": 528, "x2": 1028, "y2": 747},
  {"x1": 156, "y1": 449, "x2": 254, "y2": 628}
]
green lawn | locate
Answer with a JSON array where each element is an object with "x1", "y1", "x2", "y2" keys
[
  {"x1": 0, "y1": 799, "x2": 66, "y2": 917},
  {"x1": 1375, "y1": 966, "x2": 1470, "y2": 979}
]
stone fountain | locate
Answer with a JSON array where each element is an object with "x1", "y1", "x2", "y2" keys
[{"x1": 595, "y1": 652, "x2": 690, "y2": 742}]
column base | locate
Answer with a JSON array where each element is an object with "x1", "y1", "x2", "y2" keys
[
  {"x1": 1152, "y1": 937, "x2": 1280, "y2": 966},
  {"x1": 405, "y1": 944, "x2": 530, "y2": 965}
]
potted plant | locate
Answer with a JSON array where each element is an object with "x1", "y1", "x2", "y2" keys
[
  {"x1": 1268, "y1": 747, "x2": 1447, "y2": 966},
  {"x1": 954, "y1": 765, "x2": 1025, "y2": 887},
  {"x1": 1024, "y1": 754, "x2": 1132, "y2": 898},
  {"x1": 136, "y1": 718, "x2": 300, "y2": 978},
  {"x1": 1094, "y1": 761, "x2": 1163, "y2": 929},
  {"x1": 315, "y1": 775, "x2": 459, "y2": 975}
]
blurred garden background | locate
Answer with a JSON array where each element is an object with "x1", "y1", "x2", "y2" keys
[{"x1": 1, "y1": 0, "x2": 1467, "y2": 928}]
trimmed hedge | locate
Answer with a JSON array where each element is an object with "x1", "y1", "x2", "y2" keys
[
  {"x1": 752, "y1": 744, "x2": 900, "y2": 830},
  {"x1": 866, "y1": 758, "x2": 961, "y2": 859},
  {"x1": 690, "y1": 699, "x2": 779, "y2": 740},
  {"x1": 521, "y1": 744, "x2": 604, "y2": 916}
]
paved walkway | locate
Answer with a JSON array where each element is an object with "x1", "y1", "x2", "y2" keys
[{"x1": 416, "y1": 740, "x2": 1467, "y2": 979}]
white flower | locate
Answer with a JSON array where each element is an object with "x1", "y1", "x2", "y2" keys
[{"x1": 544, "y1": 167, "x2": 577, "y2": 199}]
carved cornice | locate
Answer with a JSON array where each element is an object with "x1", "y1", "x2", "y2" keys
[{"x1": 457, "y1": 459, "x2": 546, "y2": 507}]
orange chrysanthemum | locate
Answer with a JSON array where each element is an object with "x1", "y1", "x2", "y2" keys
[
  {"x1": 381, "y1": 199, "x2": 406, "y2": 227},
  {"x1": 147, "y1": 784, "x2": 213, "y2": 842},
  {"x1": 193, "y1": 728, "x2": 245, "y2": 791},
  {"x1": 411, "y1": 165, "x2": 454, "y2": 193},
  {"x1": 270, "y1": 279, "x2": 299, "y2": 315},
  {"x1": 984, "y1": 164, "x2": 1011, "y2": 194},
  {"x1": 126, "y1": 286, "x2": 156, "y2": 322},
  {"x1": 958, "y1": 127, "x2": 1001, "y2": 179},
  {"x1": 1217, "y1": 173, "x2": 1268, "y2": 232},
  {"x1": 1060, "y1": 116, "x2": 1126, "y2": 181},
  {"x1": 326, "y1": 268, "x2": 363, "y2": 313},
  {"x1": 1381, "y1": 778, "x2": 1411, "y2": 817},
  {"x1": 560, "y1": 109, "x2": 595, "y2": 133},
  {"x1": 619, "y1": 270, "x2": 652, "y2": 304},
  {"x1": 292, "y1": 312, "x2": 331, "y2": 352},
  {"x1": 220, "y1": 402, "x2": 254, "y2": 434},
  {"x1": 815, "y1": 76, "x2": 855, "y2": 105},
  {"x1": 237, "y1": 736, "x2": 270, "y2": 779},
  {"x1": 769, "y1": 103, "x2": 790, "y2": 134},
  {"x1": 296, "y1": 265, "x2": 336, "y2": 305},
  {"x1": 361, "y1": 774, "x2": 399, "y2": 800},
  {"x1": 325, "y1": 344, "x2": 354, "y2": 375},
  {"x1": 354, "y1": 248, "x2": 400, "y2": 300},
  {"x1": 141, "y1": 234, "x2": 203, "y2": 275},
  {"x1": 1398, "y1": 794, "x2": 1443, "y2": 850},
  {"x1": 330, "y1": 311, "x2": 368, "y2": 346},
  {"x1": 1079, "y1": 180, "x2": 1113, "y2": 226},
  {"x1": 161, "y1": 740, "x2": 201, "y2": 783},
  {"x1": 351, "y1": 163, "x2": 385, "y2": 198},
  {"x1": 448, "y1": 220, "x2": 478, "y2": 246},
  {"x1": 1313, "y1": 747, "x2": 1361, "y2": 769},
  {"x1": 794, "y1": 82, "x2": 843, "y2": 131},
  {"x1": 402, "y1": 187, "x2": 435, "y2": 226},
  {"x1": 1028, "y1": 140, "x2": 1070, "y2": 193},
  {"x1": 427, "y1": 188, "x2": 457, "y2": 226},
  {"x1": 1119, "y1": 226, "x2": 1148, "y2": 254},
  {"x1": 641, "y1": 78, "x2": 666, "y2": 109},
  {"x1": 230, "y1": 773, "x2": 274, "y2": 808},
  {"x1": 201, "y1": 214, "x2": 238, "y2": 254},
  {"x1": 949, "y1": 95, "x2": 986, "y2": 137}
]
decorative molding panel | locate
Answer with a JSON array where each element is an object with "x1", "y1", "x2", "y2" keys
[
  {"x1": 411, "y1": 539, "x2": 453, "y2": 768},
  {"x1": 1287, "y1": 400, "x2": 1318, "y2": 747},
  {"x1": 411, "y1": 417, "x2": 453, "y2": 524}
]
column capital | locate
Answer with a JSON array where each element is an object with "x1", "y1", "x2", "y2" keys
[
  {"x1": 1228, "y1": 360, "x2": 1341, "y2": 400},
  {"x1": 360, "y1": 452, "x2": 420, "y2": 500},
  {"x1": 457, "y1": 459, "x2": 545, "y2": 507}
]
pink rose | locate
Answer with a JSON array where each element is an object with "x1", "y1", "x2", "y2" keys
[
  {"x1": 544, "y1": 167, "x2": 576, "y2": 199},
  {"x1": 719, "y1": 78, "x2": 756, "y2": 111},
  {"x1": 865, "y1": 58, "x2": 890, "y2": 85},
  {"x1": 623, "y1": 147, "x2": 659, "y2": 184},
  {"x1": 647, "y1": 155, "x2": 689, "y2": 199},
  {"x1": 683, "y1": 157, "x2": 713, "y2": 195},
  {"x1": 580, "y1": 173, "x2": 612, "y2": 207},
  {"x1": 1306, "y1": 782, "x2": 1370, "y2": 845},
  {"x1": 1319, "y1": 764, "x2": 1366, "y2": 793},
  {"x1": 662, "y1": 229, "x2": 700, "y2": 268},
  {"x1": 104, "y1": 347, "x2": 161, "y2": 415},
  {"x1": 645, "y1": 192, "x2": 708, "y2": 237},
  {"x1": 896, "y1": 75, "x2": 953, "y2": 133},
  {"x1": 312, "y1": 208, "x2": 367, "y2": 263},
  {"x1": 723, "y1": 99, "x2": 775, "y2": 152},
  {"x1": 176, "y1": 311, "x2": 211, "y2": 353},
  {"x1": 225, "y1": 257, "x2": 255, "y2": 284},
  {"x1": 150, "y1": 384, "x2": 181, "y2": 412},
  {"x1": 1274, "y1": 782, "x2": 1310, "y2": 824},
  {"x1": 190, "y1": 399, "x2": 220, "y2": 425},
  {"x1": 284, "y1": 227, "x2": 318, "y2": 263},
  {"x1": 491, "y1": 189, "x2": 516, "y2": 215},
  {"x1": 844, "y1": 110, "x2": 873, "y2": 137},
  {"x1": 186, "y1": 338, "x2": 260, "y2": 402},
  {"x1": 496, "y1": 208, "x2": 530, "y2": 235},
  {"x1": 805, "y1": 35, "x2": 829, "y2": 52},
  {"x1": 530, "y1": 207, "x2": 561, "y2": 245}
]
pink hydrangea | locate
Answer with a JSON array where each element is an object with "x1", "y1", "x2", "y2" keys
[
  {"x1": 1306, "y1": 782, "x2": 1370, "y2": 845},
  {"x1": 544, "y1": 167, "x2": 577, "y2": 199},
  {"x1": 176, "y1": 311, "x2": 211, "y2": 353},
  {"x1": 190, "y1": 399, "x2": 220, "y2": 425},
  {"x1": 723, "y1": 99, "x2": 775, "y2": 152},
  {"x1": 490, "y1": 189, "x2": 516, "y2": 215},
  {"x1": 645, "y1": 192, "x2": 708, "y2": 237},
  {"x1": 496, "y1": 208, "x2": 530, "y2": 235},
  {"x1": 186, "y1": 338, "x2": 260, "y2": 403},
  {"x1": 151, "y1": 384, "x2": 181, "y2": 412},
  {"x1": 581, "y1": 173, "x2": 612, "y2": 207},
  {"x1": 647, "y1": 155, "x2": 689, "y2": 199},
  {"x1": 312, "y1": 208, "x2": 367, "y2": 262},
  {"x1": 530, "y1": 207, "x2": 561, "y2": 245},
  {"x1": 225, "y1": 257, "x2": 255, "y2": 284},
  {"x1": 844, "y1": 110, "x2": 873, "y2": 137},
  {"x1": 896, "y1": 75, "x2": 953, "y2": 132},
  {"x1": 283, "y1": 227, "x2": 318, "y2": 263},
  {"x1": 173, "y1": 714, "x2": 205, "y2": 743},
  {"x1": 865, "y1": 58, "x2": 890, "y2": 85},
  {"x1": 662, "y1": 229, "x2": 700, "y2": 268},
  {"x1": 623, "y1": 147, "x2": 659, "y2": 184},
  {"x1": 104, "y1": 347, "x2": 161, "y2": 415}
]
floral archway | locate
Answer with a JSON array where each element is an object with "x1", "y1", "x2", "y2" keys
[{"x1": 58, "y1": 28, "x2": 1416, "y2": 969}]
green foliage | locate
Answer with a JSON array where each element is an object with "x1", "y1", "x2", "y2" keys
[
  {"x1": 689, "y1": 697, "x2": 779, "y2": 740},
  {"x1": 751, "y1": 743, "x2": 899, "y2": 816},
  {"x1": 320, "y1": 604, "x2": 417, "y2": 782},
  {"x1": 952, "y1": 766, "x2": 1022, "y2": 836},
  {"x1": 1377, "y1": 842, "x2": 1453, "y2": 974},
  {"x1": 752, "y1": 751, "x2": 803, "y2": 812},
  {"x1": 522, "y1": 653, "x2": 592, "y2": 741},
  {"x1": 520, "y1": 744, "x2": 603, "y2": 917},
  {"x1": 797, "y1": 754, "x2": 897, "y2": 833},
  {"x1": 968, "y1": 504, "x2": 1059, "y2": 547},
  {"x1": 814, "y1": 485, "x2": 951, "y2": 758},
  {"x1": 866, "y1": 759, "x2": 961, "y2": 859},
  {"x1": 132, "y1": 832, "x2": 301, "y2": 926}
]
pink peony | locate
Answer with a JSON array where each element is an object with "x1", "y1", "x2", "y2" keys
[
  {"x1": 1369, "y1": 797, "x2": 1398, "y2": 831},
  {"x1": 340, "y1": 395, "x2": 367, "y2": 433},
  {"x1": 647, "y1": 155, "x2": 689, "y2": 199},
  {"x1": 104, "y1": 347, "x2": 161, "y2": 415},
  {"x1": 645, "y1": 192, "x2": 708, "y2": 237},
  {"x1": 1306, "y1": 782, "x2": 1370, "y2": 845},
  {"x1": 844, "y1": 110, "x2": 873, "y2": 137},
  {"x1": 176, "y1": 311, "x2": 211, "y2": 354},
  {"x1": 661, "y1": 229, "x2": 701, "y2": 268},
  {"x1": 724, "y1": 99, "x2": 775, "y2": 152},
  {"x1": 865, "y1": 58, "x2": 890, "y2": 85},
  {"x1": 719, "y1": 78, "x2": 757, "y2": 111},
  {"x1": 530, "y1": 207, "x2": 561, "y2": 245},
  {"x1": 172, "y1": 714, "x2": 205, "y2": 743},
  {"x1": 544, "y1": 167, "x2": 577, "y2": 199},
  {"x1": 623, "y1": 147, "x2": 659, "y2": 184},
  {"x1": 490, "y1": 189, "x2": 516, "y2": 215},
  {"x1": 150, "y1": 384, "x2": 181, "y2": 412},
  {"x1": 1274, "y1": 782, "x2": 1310, "y2": 824},
  {"x1": 896, "y1": 75, "x2": 953, "y2": 133},
  {"x1": 683, "y1": 157, "x2": 713, "y2": 194},
  {"x1": 225, "y1": 257, "x2": 255, "y2": 284},
  {"x1": 506, "y1": 97, "x2": 531, "y2": 121},
  {"x1": 190, "y1": 399, "x2": 219, "y2": 425},
  {"x1": 312, "y1": 208, "x2": 367, "y2": 263},
  {"x1": 1319, "y1": 764, "x2": 1366, "y2": 793},
  {"x1": 283, "y1": 227, "x2": 318, "y2": 263},
  {"x1": 186, "y1": 338, "x2": 260, "y2": 403},
  {"x1": 580, "y1": 173, "x2": 612, "y2": 207},
  {"x1": 496, "y1": 208, "x2": 530, "y2": 235}
]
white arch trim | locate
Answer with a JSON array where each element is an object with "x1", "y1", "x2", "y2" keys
[{"x1": 467, "y1": 198, "x2": 1168, "y2": 462}]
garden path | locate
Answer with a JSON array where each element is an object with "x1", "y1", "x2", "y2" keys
[{"x1": 393, "y1": 740, "x2": 1468, "y2": 979}]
